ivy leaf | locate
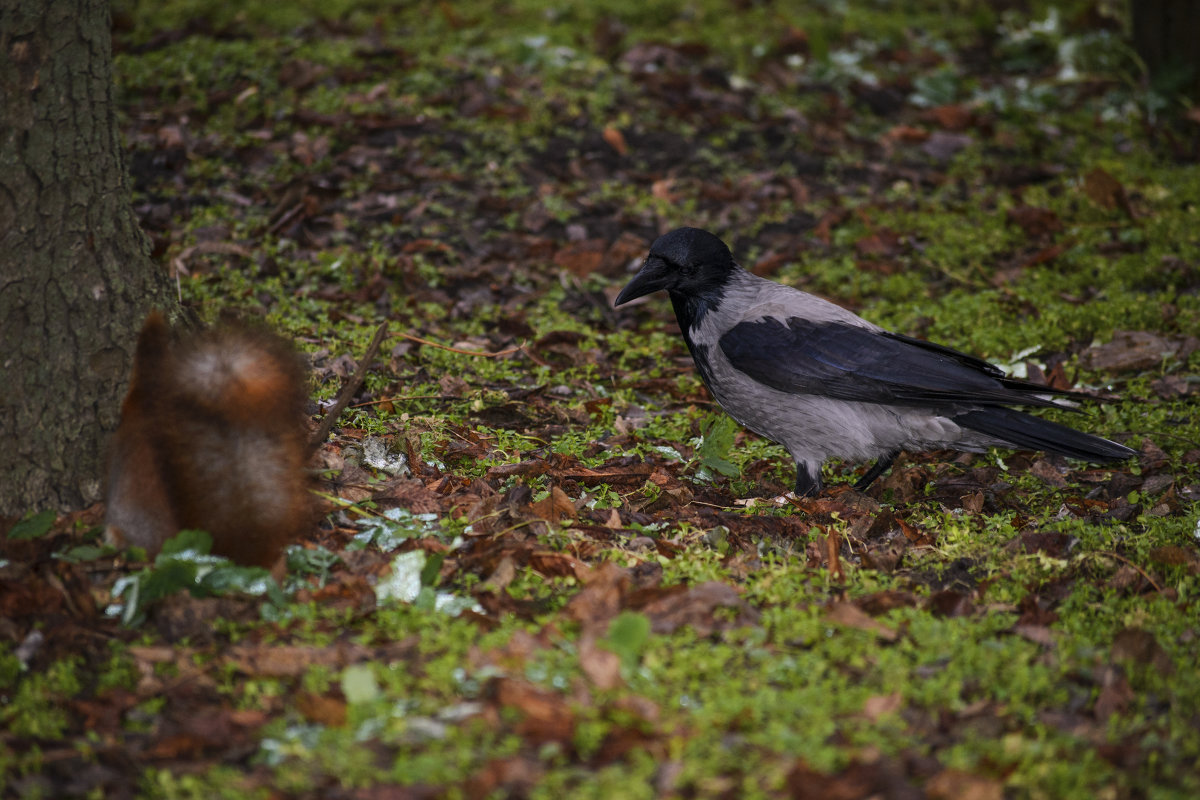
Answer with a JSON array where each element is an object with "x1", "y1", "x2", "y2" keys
[
  {"x1": 697, "y1": 414, "x2": 741, "y2": 478},
  {"x1": 8, "y1": 509, "x2": 56, "y2": 540},
  {"x1": 599, "y1": 611, "x2": 652, "y2": 673}
]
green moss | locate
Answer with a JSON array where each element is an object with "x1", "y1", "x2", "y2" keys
[{"x1": 79, "y1": 0, "x2": 1200, "y2": 795}]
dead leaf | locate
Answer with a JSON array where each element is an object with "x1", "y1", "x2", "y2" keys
[
  {"x1": 530, "y1": 485, "x2": 577, "y2": 521},
  {"x1": 853, "y1": 229, "x2": 904, "y2": 258},
  {"x1": 579, "y1": 633, "x2": 623, "y2": 690},
  {"x1": 1020, "y1": 242, "x2": 1066, "y2": 268},
  {"x1": 156, "y1": 124, "x2": 185, "y2": 149},
  {"x1": 1093, "y1": 664, "x2": 1133, "y2": 722},
  {"x1": 861, "y1": 692, "x2": 903, "y2": 721},
  {"x1": 651, "y1": 178, "x2": 678, "y2": 203},
  {"x1": 824, "y1": 601, "x2": 898, "y2": 641},
  {"x1": 1006, "y1": 205, "x2": 1063, "y2": 238},
  {"x1": 825, "y1": 528, "x2": 844, "y2": 582},
  {"x1": 490, "y1": 678, "x2": 574, "y2": 743},
  {"x1": 813, "y1": 207, "x2": 851, "y2": 243},
  {"x1": 1081, "y1": 330, "x2": 1176, "y2": 372},
  {"x1": 885, "y1": 124, "x2": 930, "y2": 143},
  {"x1": 228, "y1": 644, "x2": 359, "y2": 678},
  {"x1": 148, "y1": 708, "x2": 265, "y2": 759},
  {"x1": 566, "y1": 561, "x2": 628, "y2": 627},
  {"x1": 786, "y1": 756, "x2": 918, "y2": 799},
  {"x1": 296, "y1": 691, "x2": 348, "y2": 727},
  {"x1": 1017, "y1": 531, "x2": 1074, "y2": 557},
  {"x1": 528, "y1": 551, "x2": 590, "y2": 580},
  {"x1": 1083, "y1": 167, "x2": 1133, "y2": 217},
  {"x1": 639, "y1": 581, "x2": 760, "y2": 635},
  {"x1": 856, "y1": 590, "x2": 918, "y2": 615},
  {"x1": 438, "y1": 374, "x2": 470, "y2": 397},
  {"x1": 928, "y1": 104, "x2": 973, "y2": 131},
  {"x1": 465, "y1": 756, "x2": 544, "y2": 798},
  {"x1": 1111, "y1": 628, "x2": 1174, "y2": 674},
  {"x1": 1028, "y1": 458, "x2": 1067, "y2": 487},
  {"x1": 927, "y1": 589, "x2": 975, "y2": 618},
  {"x1": 1150, "y1": 375, "x2": 1190, "y2": 398},
  {"x1": 960, "y1": 491, "x2": 985, "y2": 513},
  {"x1": 602, "y1": 125, "x2": 628, "y2": 155},
  {"x1": 926, "y1": 768, "x2": 1004, "y2": 800},
  {"x1": 921, "y1": 131, "x2": 972, "y2": 162},
  {"x1": 1148, "y1": 545, "x2": 1197, "y2": 568},
  {"x1": 481, "y1": 555, "x2": 518, "y2": 592},
  {"x1": 1012, "y1": 623, "x2": 1056, "y2": 648},
  {"x1": 553, "y1": 239, "x2": 607, "y2": 276}
]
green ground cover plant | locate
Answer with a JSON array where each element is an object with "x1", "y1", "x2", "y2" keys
[{"x1": 3, "y1": 1, "x2": 1199, "y2": 797}]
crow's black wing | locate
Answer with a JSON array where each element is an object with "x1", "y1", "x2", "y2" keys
[{"x1": 718, "y1": 317, "x2": 1074, "y2": 409}]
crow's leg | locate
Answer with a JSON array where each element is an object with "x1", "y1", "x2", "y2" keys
[
  {"x1": 853, "y1": 451, "x2": 899, "y2": 491},
  {"x1": 794, "y1": 463, "x2": 823, "y2": 497}
]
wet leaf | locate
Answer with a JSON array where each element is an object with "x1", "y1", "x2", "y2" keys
[
  {"x1": 598, "y1": 611, "x2": 651, "y2": 673},
  {"x1": 6, "y1": 509, "x2": 55, "y2": 540},
  {"x1": 342, "y1": 663, "x2": 381, "y2": 705},
  {"x1": 1083, "y1": 167, "x2": 1133, "y2": 216},
  {"x1": 825, "y1": 601, "x2": 899, "y2": 641}
]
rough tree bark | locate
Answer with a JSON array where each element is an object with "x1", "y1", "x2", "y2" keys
[{"x1": 0, "y1": 0, "x2": 176, "y2": 516}]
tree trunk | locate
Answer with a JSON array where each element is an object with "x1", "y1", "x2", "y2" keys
[
  {"x1": 1132, "y1": 0, "x2": 1200, "y2": 99},
  {"x1": 0, "y1": 0, "x2": 176, "y2": 516}
]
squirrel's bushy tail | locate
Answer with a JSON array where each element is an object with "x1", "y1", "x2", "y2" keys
[{"x1": 105, "y1": 312, "x2": 312, "y2": 567}]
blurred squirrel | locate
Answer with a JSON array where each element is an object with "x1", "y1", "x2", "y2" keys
[{"x1": 104, "y1": 311, "x2": 313, "y2": 568}]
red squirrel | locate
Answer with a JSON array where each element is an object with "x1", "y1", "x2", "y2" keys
[{"x1": 104, "y1": 312, "x2": 313, "y2": 568}]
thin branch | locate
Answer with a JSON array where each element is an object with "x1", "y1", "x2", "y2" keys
[
  {"x1": 1092, "y1": 550, "x2": 1163, "y2": 594},
  {"x1": 309, "y1": 321, "x2": 389, "y2": 450},
  {"x1": 351, "y1": 394, "x2": 451, "y2": 408},
  {"x1": 398, "y1": 331, "x2": 524, "y2": 358}
]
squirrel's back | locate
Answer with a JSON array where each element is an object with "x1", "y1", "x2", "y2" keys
[{"x1": 105, "y1": 312, "x2": 312, "y2": 567}]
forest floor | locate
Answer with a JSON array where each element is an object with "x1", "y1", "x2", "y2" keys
[{"x1": 4, "y1": 1, "x2": 1200, "y2": 798}]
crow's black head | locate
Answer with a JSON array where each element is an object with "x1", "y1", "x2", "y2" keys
[{"x1": 614, "y1": 227, "x2": 737, "y2": 307}]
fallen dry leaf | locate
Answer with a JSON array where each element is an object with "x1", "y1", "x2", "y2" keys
[
  {"x1": 861, "y1": 692, "x2": 903, "y2": 721},
  {"x1": 530, "y1": 485, "x2": 578, "y2": 521},
  {"x1": 554, "y1": 239, "x2": 607, "y2": 276},
  {"x1": 578, "y1": 632, "x2": 623, "y2": 690},
  {"x1": 566, "y1": 561, "x2": 628, "y2": 627},
  {"x1": 490, "y1": 678, "x2": 575, "y2": 744},
  {"x1": 1111, "y1": 627, "x2": 1175, "y2": 674},
  {"x1": 602, "y1": 125, "x2": 628, "y2": 155},
  {"x1": 1093, "y1": 664, "x2": 1133, "y2": 722},
  {"x1": 1081, "y1": 330, "x2": 1176, "y2": 372},
  {"x1": 1083, "y1": 166, "x2": 1133, "y2": 217},
  {"x1": 296, "y1": 691, "x2": 349, "y2": 727},
  {"x1": 637, "y1": 581, "x2": 760, "y2": 635},
  {"x1": 824, "y1": 601, "x2": 899, "y2": 641},
  {"x1": 1006, "y1": 204, "x2": 1063, "y2": 238},
  {"x1": 925, "y1": 768, "x2": 1004, "y2": 800}
]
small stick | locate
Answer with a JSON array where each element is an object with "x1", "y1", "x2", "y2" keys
[
  {"x1": 350, "y1": 394, "x2": 450, "y2": 408},
  {"x1": 397, "y1": 331, "x2": 524, "y2": 358},
  {"x1": 309, "y1": 321, "x2": 389, "y2": 450},
  {"x1": 1094, "y1": 550, "x2": 1163, "y2": 594}
]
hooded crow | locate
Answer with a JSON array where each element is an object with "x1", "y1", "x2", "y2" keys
[{"x1": 615, "y1": 227, "x2": 1134, "y2": 497}]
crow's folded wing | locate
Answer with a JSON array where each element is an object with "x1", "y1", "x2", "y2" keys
[{"x1": 718, "y1": 317, "x2": 1071, "y2": 409}]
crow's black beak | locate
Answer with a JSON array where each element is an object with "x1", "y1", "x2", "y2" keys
[{"x1": 614, "y1": 255, "x2": 671, "y2": 307}]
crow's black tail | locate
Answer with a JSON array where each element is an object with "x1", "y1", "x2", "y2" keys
[{"x1": 955, "y1": 407, "x2": 1134, "y2": 463}]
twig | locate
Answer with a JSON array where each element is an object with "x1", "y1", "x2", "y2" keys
[
  {"x1": 1093, "y1": 550, "x2": 1163, "y2": 594},
  {"x1": 398, "y1": 331, "x2": 524, "y2": 358},
  {"x1": 309, "y1": 321, "x2": 389, "y2": 450},
  {"x1": 351, "y1": 394, "x2": 451, "y2": 408}
]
